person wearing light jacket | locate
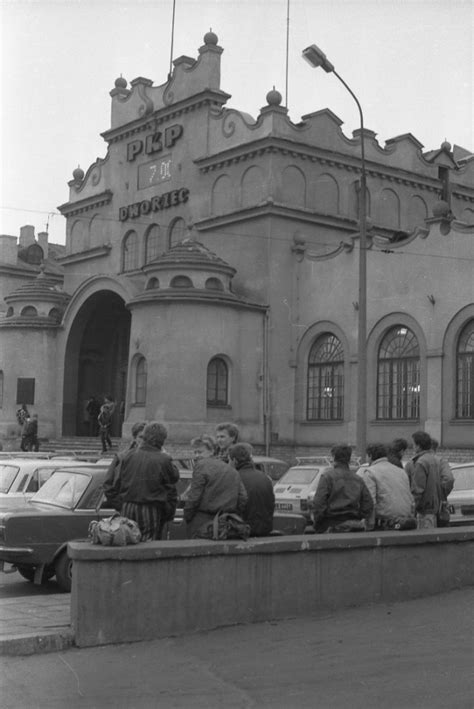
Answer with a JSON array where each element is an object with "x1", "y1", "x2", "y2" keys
[{"x1": 357, "y1": 443, "x2": 415, "y2": 530}]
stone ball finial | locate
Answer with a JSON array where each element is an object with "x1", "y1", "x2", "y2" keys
[
  {"x1": 432, "y1": 199, "x2": 450, "y2": 218},
  {"x1": 115, "y1": 75, "x2": 127, "y2": 89},
  {"x1": 441, "y1": 140, "x2": 452, "y2": 152},
  {"x1": 266, "y1": 87, "x2": 282, "y2": 106},
  {"x1": 204, "y1": 29, "x2": 218, "y2": 45},
  {"x1": 72, "y1": 166, "x2": 84, "y2": 181}
]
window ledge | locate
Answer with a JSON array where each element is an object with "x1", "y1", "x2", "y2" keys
[
  {"x1": 448, "y1": 418, "x2": 474, "y2": 425},
  {"x1": 206, "y1": 404, "x2": 232, "y2": 410},
  {"x1": 299, "y1": 420, "x2": 344, "y2": 426}
]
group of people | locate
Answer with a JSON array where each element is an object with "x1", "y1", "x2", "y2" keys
[
  {"x1": 103, "y1": 421, "x2": 275, "y2": 542},
  {"x1": 16, "y1": 404, "x2": 40, "y2": 452},
  {"x1": 312, "y1": 431, "x2": 454, "y2": 533}
]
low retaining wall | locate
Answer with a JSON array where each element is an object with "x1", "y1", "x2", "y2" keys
[{"x1": 69, "y1": 527, "x2": 474, "y2": 648}]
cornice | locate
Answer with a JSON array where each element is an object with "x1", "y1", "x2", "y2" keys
[
  {"x1": 195, "y1": 201, "x2": 361, "y2": 233},
  {"x1": 57, "y1": 244, "x2": 112, "y2": 265},
  {"x1": 0, "y1": 264, "x2": 62, "y2": 280},
  {"x1": 127, "y1": 288, "x2": 267, "y2": 313},
  {"x1": 101, "y1": 89, "x2": 231, "y2": 145},
  {"x1": 0, "y1": 317, "x2": 62, "y2": 330},
  {"x1": 195, "y1": 137, "x2": 450, "y2": 194},
  {"x1": 57, "y1": 191, "x2": 113, "y2": 217}
]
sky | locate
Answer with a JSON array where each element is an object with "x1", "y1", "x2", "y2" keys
[{"x1": 1, "y1": 0, "x2": 473, "y2": 246}]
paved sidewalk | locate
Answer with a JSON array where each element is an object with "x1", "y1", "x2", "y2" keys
[
  {"x1": 0, "y1": 593, "x2": 72, "y2": 655},
  {"x1": 1, "y1": 588, "x2": 473, "y2": 708}
]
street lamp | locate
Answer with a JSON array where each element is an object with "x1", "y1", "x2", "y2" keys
[{"x1": 302, "y1": 43, "x2": 368, "y2": 459}]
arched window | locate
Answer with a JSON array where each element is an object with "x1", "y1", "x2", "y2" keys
[
  {"x1": 377, "y1": 326, "x2": 420, "y2": 420},
  {"x1": 122, "y1": 231, "x2": 138, "y2": 272},
  {"x1": 205, "y1": 277, "x2": 224, "y2": 291},
  {"x1": 135, "y1": 357, "x2": 147, "y2": 405},
  {"x1": 48, "y1": 307, "x2": 61, "y2": 322},
  {"x1": 0, "y1": 371, "x2": 3, "y2": 408},
  {"x1": 169, "y1": 218, "x2": 187, "y2": 248},
  {"x1": 145, "y1": 225, "x2": 161, "y2": 263},
  {"x1": 307, "y1": 334, "x2": 344, "y2": 420},
  {"x1": 21, "y1": 306, "x2": 38, "y2": 317},
  {"x1": 170, "y1": 275, "x2": 193, "y2": 288},
  {"x1": 145, "y1": 277, "x2": 159, "y2": 290},
  {"x1": 456, "y1": 319, "x2": 474, "y2": 418},
  {"x1": 6, "y1": 307, "x2": 13, "y2": 317},
  {"x1": 207, "y1": 357, "x2": 228, "y2": 406}
]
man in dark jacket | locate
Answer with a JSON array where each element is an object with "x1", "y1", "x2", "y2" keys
[
  {"x1": 103, "y1": 420, "x2": 147, "y2": 511},
  {"x1": 111, "y1": 421, "x2": 179, "y2": 540},
  {"x1": 312, "y1": 444, "x2": 373, "y2": 533},
  {"x1": 184, "y1": 435, "x2": 247, "y2": 538},
  {"x1": 229, "y1": 442, "x2": 275, "y2": 536},
  {"x1": 410, "y1": 431, "x2": 453, "y2": 529}
]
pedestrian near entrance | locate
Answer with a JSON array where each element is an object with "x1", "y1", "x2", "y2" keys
[
  {"x1": 357, "y1": 443, "x2": 415, "y2": 530},
  {"x1": 115, "y1": 422, "x2": 179, "y2": 541},
  {"x1": 312, "y1": 444, "x2": 373, "y2": 533},
  {"x1": 86, "y1": 395, "x2": 101, "y2": 436},
  {"x1": 229, "y1": 442, "x2": 275, "y2": 536},
  {"x1": 184, "y1": 435, "x2": 247, "y2": 538},
  {"x1": 98, "y1": 404, "x2": 113, "y2": 453},
  {"x1": 410, "y1": 431, "x2": 454, "y2": 529},
  {"x1": 215, "y1": 422, "x2": 240, "y2": 463}
]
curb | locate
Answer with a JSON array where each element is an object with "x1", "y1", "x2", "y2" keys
[{"x1": 0, "y1": 629, "x2": 74, "y2": 656}]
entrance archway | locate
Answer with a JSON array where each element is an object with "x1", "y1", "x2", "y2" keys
[{"x1": 63, "y1": 290, "x2": 131, "y2": 436}]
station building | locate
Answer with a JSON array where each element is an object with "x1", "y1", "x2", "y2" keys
[{"x1": 0, "y1": 31, "x2": 473, "y2": 453}]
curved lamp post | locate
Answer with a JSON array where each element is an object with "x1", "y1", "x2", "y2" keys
[{"x1": 302, "y1": 44, "x2": 368, "y2": 458}]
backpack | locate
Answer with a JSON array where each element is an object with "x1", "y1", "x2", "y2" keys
[
  {"x1": 88, "y1": 513, "x2": 141, "y2": 546},
  {"x1": 196, "y1": 511, "x2": 251, "y2": 541}
]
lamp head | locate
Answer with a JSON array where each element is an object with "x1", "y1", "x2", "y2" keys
[{"x1": 302, "y1": 44, "x2": 335, "y2": 73}]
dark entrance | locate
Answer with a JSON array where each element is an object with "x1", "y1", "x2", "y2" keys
[{"x1": 63, "y1": 291, "x2": 131, "y2": 437}]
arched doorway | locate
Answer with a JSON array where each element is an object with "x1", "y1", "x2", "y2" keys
[{"x1": 63, "y1": 290, "x2": 131, "y2": 436}]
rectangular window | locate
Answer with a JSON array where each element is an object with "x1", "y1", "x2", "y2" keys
[{"x1": 16, "y1": 378, "x2": 35, "y2": 405}]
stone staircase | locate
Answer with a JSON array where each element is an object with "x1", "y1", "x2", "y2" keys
[{"x1": 39, "y1": 436, "x2": 123, "y2": 455}]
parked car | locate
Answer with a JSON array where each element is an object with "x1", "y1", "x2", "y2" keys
[
  {"x1": 0, "y1": 457, "x2": 100, "y2": 508},
  {"x1": 447, "y1": 462, "x2": 474, "y2": 526},
  {"x1": 274, "y1": 464, "x2": 327, "y2": 521},
  {"x1": 0, "y1": 464, "x2": 112, "y2": 591},
  {"x1": 253, "y1": 456, "x2": 290, "y2": 483}
]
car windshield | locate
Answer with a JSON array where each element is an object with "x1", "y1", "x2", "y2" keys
[
  {"x1": 31, "y1": 471, "x2": 91, "y2": 509},
  {"x1": 452, "y1": 467, "x2": 474, "y2": 492},
  {"x1": 0, "y1": 465, "x2": 20, "y2": 493},
  {"x1": 280, "y1": 468, "x2": 322, "y2": 485}
]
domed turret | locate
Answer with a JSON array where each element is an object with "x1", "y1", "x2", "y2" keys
[
  {"x1": 115, "y1": 75, "x2": 127, "y2": 89},
  {"x1": 441, "y1": 140, "x2": 452, "y2": 152}
]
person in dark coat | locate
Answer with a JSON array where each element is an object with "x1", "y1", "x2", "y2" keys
[
  {"x1": 312, "y1": 444, "x2": 373, "y2": 533},
  {"x1": 410, "y1": 431, "x2": 453, "y2": 529},
  {"x1": 112, "y1": 422, "x2": 179, "y2": 540},
  {"x1": 184, "y1": 435, "x2": 247, "y2": 538},
  {"x1": 229, "y1": 442, "x2": 275, "y2": 536},
  {"x1": 103, "y1": 420, "x2": 147, "y2": 511},
  {"x1": 387, "y1": 438, "x2": 408, "y2": 469}
]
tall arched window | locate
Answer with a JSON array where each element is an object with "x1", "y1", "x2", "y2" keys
[
  {"x1": 207, "y1": 357, "x2": 228, "y2": 406},
  {"x1": 135, "y1": 356, "x2": 147, "y2": 405},
  {"x1": 145, "y1": 225, "x2": 161, "y2": 263},
  {"x1": 307, "y1": 334, "x2": 344, "y2": 420},
  {"x1": 122, "y1": 231, "x2": 138, "y2": 272},
  {"x1": 377, "y1": 326, "x2": 420, "y2": 419},
  {"x1": 456, "y1": 319, "x2": 474, "y2": 418},
  {"x1": 169, "y1": 218, "x2": 187, "y2": 248},
  {"x1": 0, "y1": 371, "x2": 3, "y2": 408}
]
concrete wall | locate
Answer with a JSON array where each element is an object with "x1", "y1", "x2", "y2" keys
[{"x1": 69, "y1": 527, "x2": 474, "y2": 648}]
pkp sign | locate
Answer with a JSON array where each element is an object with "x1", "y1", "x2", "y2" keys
[{"x1": 127, "y1": 124, "x2": 183, "y2": 162}]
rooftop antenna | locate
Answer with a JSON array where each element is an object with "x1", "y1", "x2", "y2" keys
[
  {"x1": 169, "y1": 0, "x2": 177, "y2": 80},
  {"x1": 285, "y1": 0, "x2": 290, "y2": 107}
]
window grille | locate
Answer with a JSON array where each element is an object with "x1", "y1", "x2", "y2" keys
[
  {"x1": 456, "y1": 319, "x2": 474, "y2": 418},
  {"x1": 207, "y1": 357, "x2": 228, "y2": 406},
  {"x1": 307, "y1": 334, "x2": 344, "y2": 420},
  {"x1": 377, "y1": 326, "x2": 420, "y2": 420}
]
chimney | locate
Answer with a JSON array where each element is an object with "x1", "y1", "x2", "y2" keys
[
  {"x1": 37, "y1": 232, "x2": 49, "y2": 259},
  {"x1": 0, "y1": 235, "x2": 18, "y2": 264},
  {"x1": 19, "y1": 225, "x2": 35, "y2": 247}
]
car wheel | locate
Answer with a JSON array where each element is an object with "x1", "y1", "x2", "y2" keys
[
  {"x1": 54, "y1": 551, "x2": 72, "y2": 593},
  {"x1": 17, "y1": 565, "x2": 55, "y2": 584}
]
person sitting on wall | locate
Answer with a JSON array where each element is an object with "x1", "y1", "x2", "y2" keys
[
  {"x1": 114, "y1": 422, "x2": 179, "y2": 541},
  {"x1": 356, "y1": 443, "x2": 415, "y2": 530},
  {"x1": 103, "y1": 420, "x2": 147, "y2": 511},
  {"x1": 215, "y1": 422, "x2": 240, "y2": 463},
  {"x1": 228, "y1": 442, "x2": 275, "y2": 537},
  {"x1": 184, "y1": 435, "x2": 247, "y2": 539},
  {"x1": 312, "y1": 444, "x2": 374, "y2": 533}
]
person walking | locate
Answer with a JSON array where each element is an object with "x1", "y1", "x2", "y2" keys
[
  {"x1": 98, "y1": 404, "x2": 113, "y2": 453},
  {"x1": 312, "y1": 444, "x2": 373, "y2": 533},
  {"x1": 357, "y1": 443, "x2": 415, "y2": 530},
  {"x1": 229, "y1": 442, "x2": 275, "y2": 537},
  {"x1": 113, "y1": 422, "x2": 179, "y2": 541},
  {"x1": 184, "y1": 435, "x2": 247, "y2": 538}
]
